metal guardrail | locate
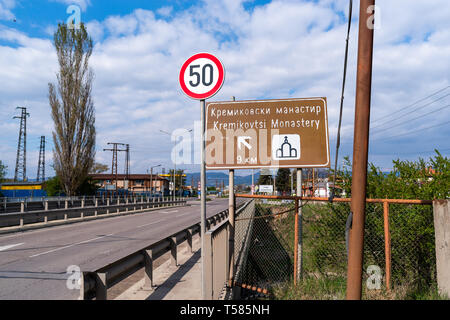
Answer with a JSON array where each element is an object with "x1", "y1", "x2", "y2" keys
[
  {"x1": 0, "y1": 195, "x2": 170, "y2": 214},
  {"x1": 80, "y1": 203, "x2": 241, "y2": 300},
  {"x1": 204, "y1": 200, "x2": 254, "y2": 300},
  {"x1": 0, "y1": 197, "x2": 187, "y2": 229}
]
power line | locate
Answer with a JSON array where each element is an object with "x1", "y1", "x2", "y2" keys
[
  {"x1": 371, "y1": 104, "x2": 450, "y2": 136},
  {"x1": 370, "y1": 92, "x2": 450, "y2": 131},
  {"x1": 370, "y1": 85, "x2": 450, "y2": 125},
  {"x1": 372, "y1": 120, "x2": 450, "y2": 142}
]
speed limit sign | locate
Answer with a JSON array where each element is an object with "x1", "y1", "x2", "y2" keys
[
  {"x1": 179, "y1": 52, "x2": 225, "y2": 100},
  {"x1": 180, "y1": 53, "x2": 225, "y2": 296}
]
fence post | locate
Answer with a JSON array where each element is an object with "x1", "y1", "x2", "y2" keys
[
  {"x1": 81, "y1": 198, "x2": 85, "y2": 219},
  {"x1": 171, "y1": 236, "x2": 178, "y2": 267},
  {"x1": 64, "y1": 200, "x2": 68, "y2": 220},
  {"x1": 203, "y1": 232, "x2": 213, "y2": 300},
  {"x1": 296, "y1": 169, "x2": 303, "y2": 282},
  {"x1": 95, "y1": 273, "x2": 108, "y2": 300},
  {"x1": 383, "y1": 201, "x2": 391, "y2": 291},
  {"x1": 143, "y1": 249, "x2": 154, "y2": 289},
  {"x1": 95, "y1": 199, "x2": 98, "y2": 216},
  {"x1": 294, "y1": 198, "x2": 299, "y2": 285},
  {"x1": 187, "y1": 228, "x2": 193, "y2": 253},
  {"x1": 433, "y1": 200, "x2": 450, "y2": 297},
  {"x1": 44, "y1": 200, "x2": 49, "y2": 224}
]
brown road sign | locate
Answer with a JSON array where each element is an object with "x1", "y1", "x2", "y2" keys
[{"x1": 205, "y1": 98, "x2": 330, "y2": 169}]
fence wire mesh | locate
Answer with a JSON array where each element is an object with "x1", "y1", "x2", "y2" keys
[{"x1": 233, "y1": 198, "x2": 437, "y2": 300}]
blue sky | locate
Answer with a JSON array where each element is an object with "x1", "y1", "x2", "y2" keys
[{"x1": 0, "y1": 0, "x2": 449, "y2": 179}]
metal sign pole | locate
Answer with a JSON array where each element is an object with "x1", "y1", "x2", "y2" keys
[
  {"x1": 200, "y1": 98, "x2": 207, "y2": 299},
  {"x1": 228, "y1": 96, "x2": 236, "y2": 291},
  {"x1": 296, "y1": 168, "x2": 303, "y2": 281}
]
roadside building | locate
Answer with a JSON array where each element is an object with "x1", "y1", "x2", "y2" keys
[{"x1": 89, "y1": 174, "x2": 170, "y2": 194}]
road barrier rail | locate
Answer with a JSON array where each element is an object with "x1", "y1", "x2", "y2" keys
[
  {"x1": 0, "y1": 195, "x2": 172, "y2": 214},
  {"x1": 0, "y1": 197, "x2": 187, "y2": 229},
  {"x1": 80, "y1": 203, "x2": 249, "y2": 300},
  {"x1": 204, "y1": 200, "x2": 254, "y2": 300}
]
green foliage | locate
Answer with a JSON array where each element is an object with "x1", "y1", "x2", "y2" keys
[
  {"x1": 0, "y1": 160, "x2": 6, "y2": 182},
  {"x1": 76, "y1": 177, "x2": 99, "y2": 196},
  {"x1": 44, "y1": 175, "x2": 99, "y2": 196},
  {"x1": 44, "y1": 176, "x2": 64, "y2": 196},
  {"x1": 49, "y1": 22, "x2": 96, "y2": 196},
  {"x1": 275, "y1": 168, "x2": 291, "y2": 193},
  {"x1": 168, "y1": 169, "x2": 186, "y2": 188},
  {"x1": 257, "y1": 173, "x2": 273, "y2": 185},
  {"x1": 336, "y1": 150, "x2": 449, "y2": 200}
]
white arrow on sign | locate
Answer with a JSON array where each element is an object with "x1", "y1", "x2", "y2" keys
[{"x1": 238, "y1": 136, "x2": 252, "y2": 150}]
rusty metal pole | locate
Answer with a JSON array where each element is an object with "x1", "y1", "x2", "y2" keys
[
  {"x1": 383, "y1": 201, "x2": 391, "y2": 291},
  {"x1": 346, "y1": 0, "x2": 375, "y2": 300}
]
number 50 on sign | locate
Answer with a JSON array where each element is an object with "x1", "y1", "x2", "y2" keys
[{"x1": 179, "y1": 53, "x2": 225, "y2": 100}]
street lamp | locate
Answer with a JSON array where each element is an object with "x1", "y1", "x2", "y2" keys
[
  {"x1": 149, "y1": 164, "x2": 161, "y2": 196},
  {"x1": 160, "y1": 129, "x2": 193, "y2": 201}
]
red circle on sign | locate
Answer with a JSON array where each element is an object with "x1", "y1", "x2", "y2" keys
[{"x1": 179, "y1": 53, "x2": 225, "y2": 100}]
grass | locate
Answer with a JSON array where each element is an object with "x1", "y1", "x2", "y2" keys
[
  {"x1": 272, "y1": 277, "x2": 448, "y2": 300},
  {"x1": 256, "y1": 202, "x2": 447, "y2": 301}
]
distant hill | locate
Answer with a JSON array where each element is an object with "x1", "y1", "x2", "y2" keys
[{"x1": 185, "y1": 172, "x2": 261, "y2": 187}]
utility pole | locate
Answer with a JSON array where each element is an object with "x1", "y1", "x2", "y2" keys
[
  {"x1": 347, "y1": 0, "x2": 375, "y2": 300},
  {"x1": 150, "y1": 164, "x2": 161, "y2": 196},
  {"x1": 13, "y1": 107, "x2": 30, "y2": 182},
  {"x1": 124, "y1": 144, "x2": 130, "y2": 190},
  {"x1": 37, "y1": 136, "x2": 46, "y2": 182},
  {"x1": 104, "y1": 143, "x2": 128, "y2": 192}
]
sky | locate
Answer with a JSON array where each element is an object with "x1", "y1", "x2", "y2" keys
[{"x1": 0, "y1": 0, "x2": 449, "y2": 179}]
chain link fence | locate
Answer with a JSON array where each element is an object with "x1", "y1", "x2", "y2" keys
[{"x1": 233, "y1": 197, "x2": 437, "y2": 300}]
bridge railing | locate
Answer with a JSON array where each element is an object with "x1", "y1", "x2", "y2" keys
[
  {"x1": 80, "y1": 203, "x2": 245, "y2": 300},
  {"x1": 203, "y1": 200, "x2": 254, "y2": 300},
  {"x1": 0, "y1": 197, "x2": 187, "y2": 230}
]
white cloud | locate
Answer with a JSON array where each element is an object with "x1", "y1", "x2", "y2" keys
[
  {"x1": 0, "y1": 0, "x2": 16, "y2": 20},
  {"x1": 0, "y1": 0, "x2": 449, "y2": 178}
]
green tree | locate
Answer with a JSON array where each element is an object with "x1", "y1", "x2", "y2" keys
[
  {"x1": 76, "y1": 177, "x2": 99, "y2": 196},
  {"x1": 169, "y1": 169, "x2": 186, "y2": 189},
  {"x1": 257, "y1": 173, "x2": 273, "y2": 185},
  {"x1": 335, "y1": 150, "x2": 449, "y2": 200},
  {"x1": 44, "y1": 176, "x2": 64, "y2": 196},
  {"x1": 49, "y1": 23, "x2": 96, "y2": 196},
  {"x1": 275, "y1": 168, "x2": 291, "y2": 193},
  {"x1": 0, "y1": 160, "x2": 6, "y2": 182}
]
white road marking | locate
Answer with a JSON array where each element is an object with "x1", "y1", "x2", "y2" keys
[
  {"x1": 0, "y1": 243, "x2": 24, "y2": 252},
  {"x1": 176, "y1": 213, "x2": 192, "y2": 218},
  {"x1": 136, "y1": 220, "x2": 165, "y2": 228},
  {"x1": 29, "y1": 234, "x2": 114, "y2": 258},
  {"x1": 167, "y1": 210, "x2": 179, "y2": 213}
]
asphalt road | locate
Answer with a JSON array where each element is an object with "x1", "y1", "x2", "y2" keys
[{"x1": 0, "y1": 197, "x2": 238, "y2": 300}]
